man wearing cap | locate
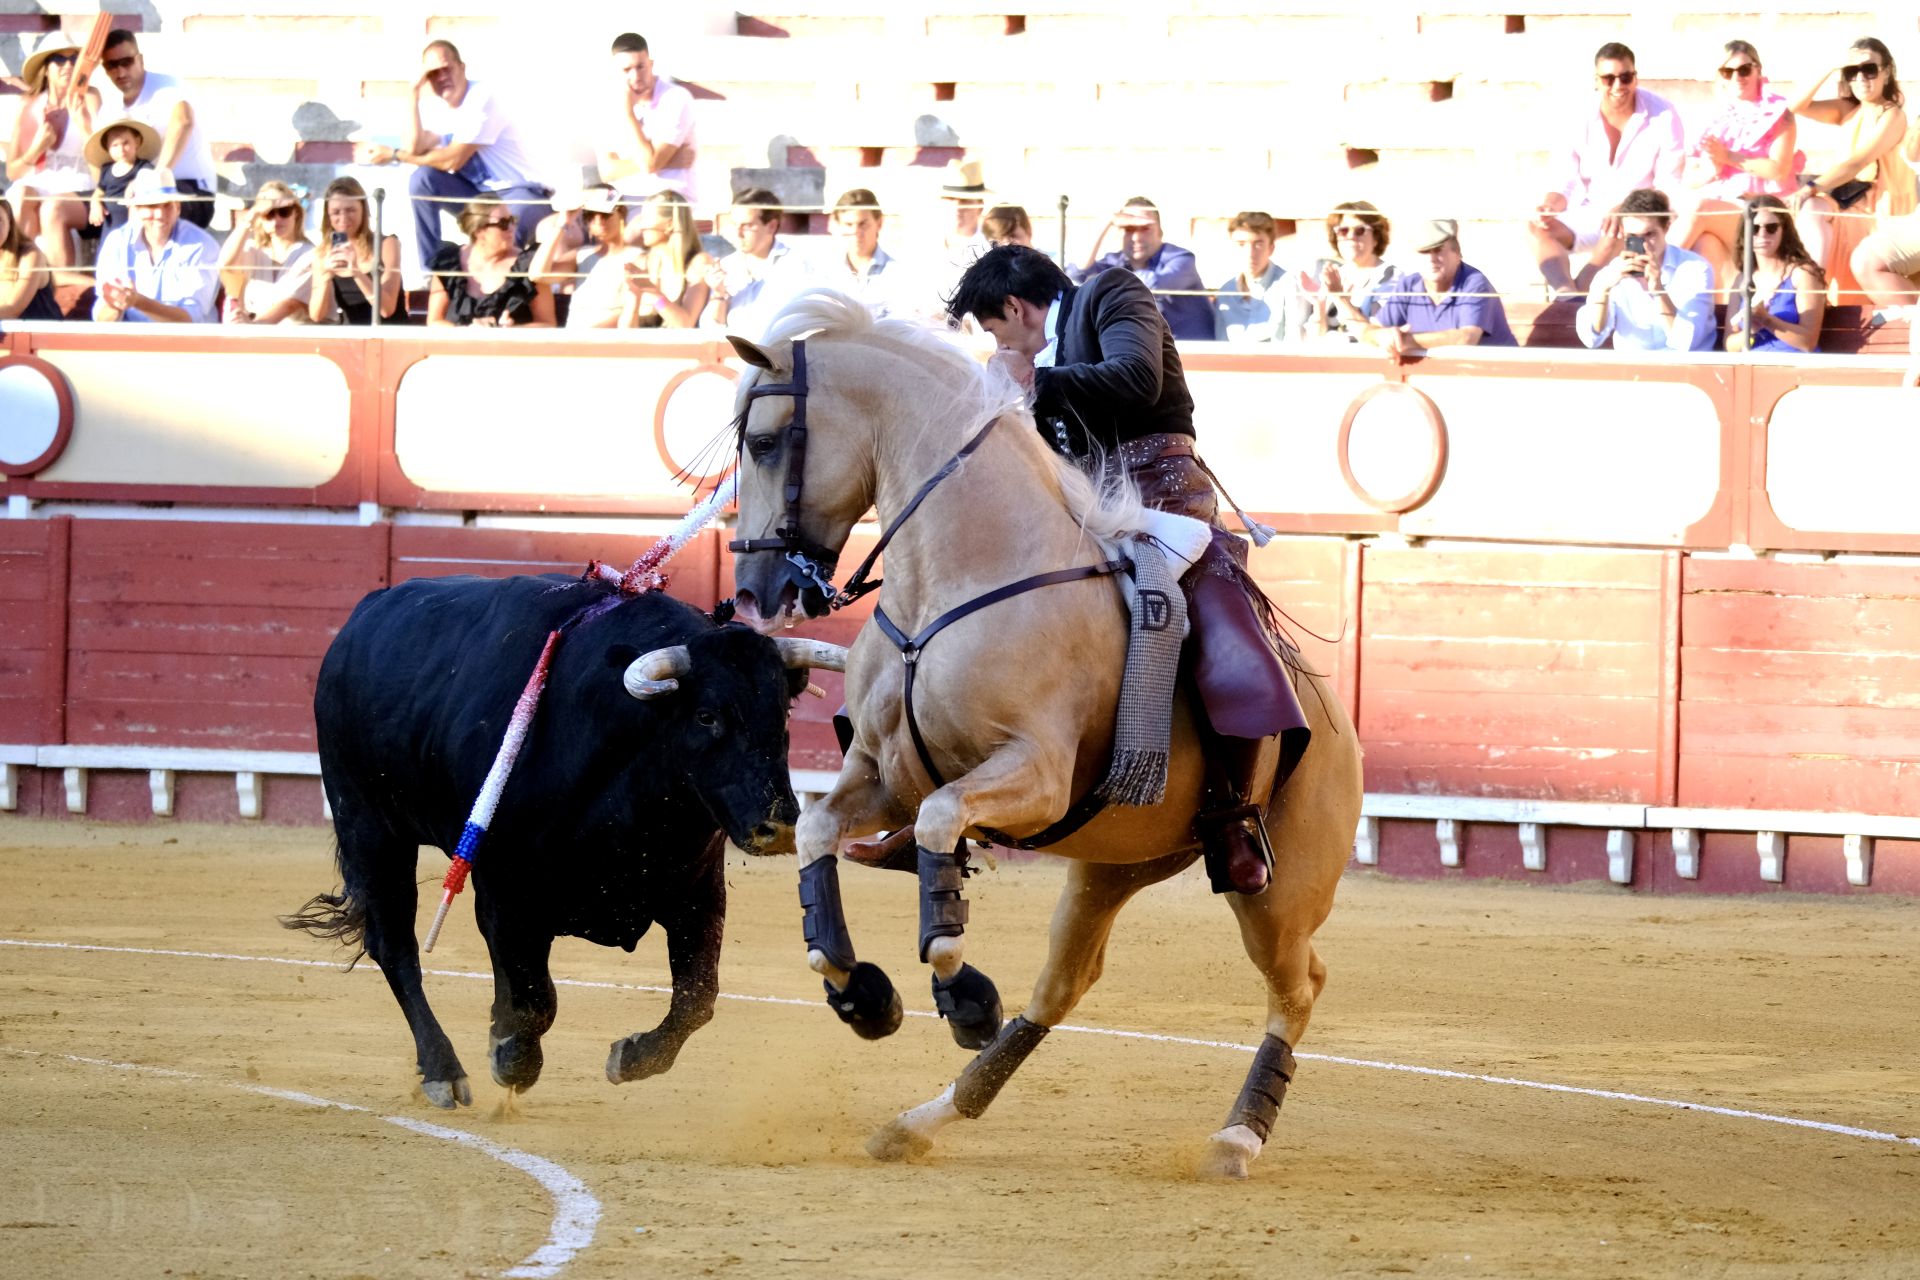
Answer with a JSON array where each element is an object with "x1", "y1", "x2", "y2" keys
[
  {"x1": 98, "y1": 29, "x2": 219, "y2": 229},
  {"x1": 601, "y1": 32, "x2": 698, "y2": 214},
  {"x1": 1069, "y1": 196, "x2": 1213, "y2": 341},
  {"x1": 91, "y1": 167, "x2": 219, "y2": 323},
  {"x1": 936, "y1": 157, "x2": 991, "y2": 270},
  {"x1": 354, "y1": 40, "x2": 550, "y2": 268},
  {"x1": 947, "y1": 244, "x2": 1312, "y2": 898},
  {"x1": 1364, "y1": 218, "x2": 1517, "y2": 358}
]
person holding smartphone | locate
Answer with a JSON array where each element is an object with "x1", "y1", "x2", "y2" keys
[
  {"x1": 310, "y1": 176, "x2": 404, "y2": 324},
  {"x1": 1575, "y1": 188, "x2": 1716, "y2": 351}
]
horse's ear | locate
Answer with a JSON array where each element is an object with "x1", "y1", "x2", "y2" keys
[{"x1": 729, "y1": 335, "x2": 777, "y2": 370}]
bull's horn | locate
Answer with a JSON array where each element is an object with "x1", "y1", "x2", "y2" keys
[
  {"x1": 624, "y1": 645, "x2": 694, "y2": 700},
  {"x1": 774, "y1": 637, "x2": 848, "y2": 672}
]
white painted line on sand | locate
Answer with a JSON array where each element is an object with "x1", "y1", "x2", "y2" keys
[
  {"x1": 0, "y1": 1041, "x2": 601, "y2": 1279},
  {"x1": 6, "y1": 936, "x2": 1916, "y2": 1151}
]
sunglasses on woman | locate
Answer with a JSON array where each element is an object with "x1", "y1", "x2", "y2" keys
[
  {"x1": 484, "y1": 217, "x2": 517, "y2": 231},
  {"x1": 1334, "y1": 224, "x2": 1372, "y2": 238},
  {"x1": 265, "y1": 204, "x2": 301, "y2": 220},
  {"x1": 1842, "y1": 62, "x2": 1883, "y2": 82},
  {"x1": 1751, "y1": 221, "x2": 1784, "y2": 234},
  {"x1": 1597, "y1": 70, "x2": 1636, "y2": 86},
  {"x1": 1718, "y1": 63, "x2": 1758, "y2": 80}
]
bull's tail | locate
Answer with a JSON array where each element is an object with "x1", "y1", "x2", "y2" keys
[{"x1": 279, "y1": 878, "x2": 368, "y2": 969}]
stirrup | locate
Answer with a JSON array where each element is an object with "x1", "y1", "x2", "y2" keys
[{"x1": 1199, "y1": 803, "x2": 1274, "y2": 895}]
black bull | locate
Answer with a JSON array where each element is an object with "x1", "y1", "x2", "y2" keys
[{"x1": 284, "y1": 575, "x2": 820, "y2": 1108}]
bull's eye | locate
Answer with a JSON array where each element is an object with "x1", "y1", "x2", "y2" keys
[
  {"x1": 695, "y1": 708, "x2": 720, "y2": 729},
  {"x1": 745, "y1": 433, "x2": 777, "y2": 461}
]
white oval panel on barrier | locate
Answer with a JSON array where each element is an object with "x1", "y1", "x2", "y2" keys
[
  {"x1": 396, "y1": 355, "x2": 694, "y2": 499},
  {"x1": 1766, "y1": 386, "x2": 1920, "y2": 535},
  {"x1": 33, "y1": 351, "x2": 350, "y2": 487},
  {"x1": 0, "y1": 363, "x2": 61, "y2": 470},
  {"x1": 1403, "y1": 377, "x2": 1721, "y2": 543},
  {"x1": 1185, "y1": 369, "x2": 1382, "y2": 516}
]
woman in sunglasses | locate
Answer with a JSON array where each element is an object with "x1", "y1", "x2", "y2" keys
[
  {"x1": 1787, "y1": 38, "x2": 1914, "y2": 291},
  {"x1": 216, "y1": 181, "x2": 315, "y2": 324},
  {"x1": 1291, "y1": 201, "x2": 1397, "y2": 342},
  {"x1": 1724, "y1": 195, "x2": 1827, "y2": 353},
  {"x1": 5, "y1": 37, "x2": 101, "y2": 275},
  {"x1": 1672, "y1": 41, "x2": 1801, "y2": 292},
  {"x1": 426, "y1": 196, "x2": 555, "y2": 328}
]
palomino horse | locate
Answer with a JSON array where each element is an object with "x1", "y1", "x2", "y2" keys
[{"x1": 727, "y1": 291, "x2": 1363, "y2": 1178}]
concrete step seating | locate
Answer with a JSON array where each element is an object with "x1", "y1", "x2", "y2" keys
[{"x1": 4, "y1": 4, "x2": 1912, "y2": 310}]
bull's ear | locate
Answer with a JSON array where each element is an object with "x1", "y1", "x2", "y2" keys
[{"x1": 729, "y1": 335, "x2": 777, "y2": 370}]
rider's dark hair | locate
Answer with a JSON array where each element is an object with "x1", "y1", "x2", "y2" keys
[{"x1": 945, "y1": 244, "x2": 1073, "y2": 323}]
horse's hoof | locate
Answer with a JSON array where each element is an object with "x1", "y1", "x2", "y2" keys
[
  {"x1": 489, "y1": 1033, "x2": 545, "y2": 1091},
  {"x1": 1198, "y1": 1126, "x2": 1262, "y2": 1180},
  {"x1": 932, "y1": 963, "x2": 1002, "y2": 1050},
  {"x1": 866, "y1": 1119, "x2": 933, "y2": 1162},
  {"x1": 826, "y1": 962, "x2": 904, "y2": 1040},
  {"x1": 421, "y1": 1076, "x2": 472, "y2": 1109}
]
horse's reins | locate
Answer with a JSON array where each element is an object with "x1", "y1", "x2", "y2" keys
[{"x1": 730, "y1": 338, "x2": 1129, "y2": 846}]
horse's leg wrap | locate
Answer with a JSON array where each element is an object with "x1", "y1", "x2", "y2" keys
[
  {"x1": 951, "y1": 1016, "x2": 1049, "y2": 1118},
  {"x1": 1224, "y1": 1034, "x2": 1296, "y2": 1143},
  {"x1": 917, "y1": 843, "x2": 970, "y2": 963},
  {"x1": 799, "y1": 855, "x2": 856, "y2": 972}
]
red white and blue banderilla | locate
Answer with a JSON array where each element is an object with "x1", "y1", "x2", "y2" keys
[{"x1": 421, "y1": 472, "x2": 739, "y2": 953}]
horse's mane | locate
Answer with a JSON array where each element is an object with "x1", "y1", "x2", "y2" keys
[{"x1": 757, "y1": 289, "x2": 1148, "y2": 543}]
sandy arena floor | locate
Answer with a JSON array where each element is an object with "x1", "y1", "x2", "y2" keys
[{"x1": 1, "y1": 820, "x2": 1916, "y2": 1279}]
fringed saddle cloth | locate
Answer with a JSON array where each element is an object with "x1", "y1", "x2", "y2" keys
[{"x1": 1095, "y1": 508, "x2": 1214, "y2": 807}]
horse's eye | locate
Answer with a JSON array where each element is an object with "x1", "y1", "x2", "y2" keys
[{"x1": 746, "y1": 434, "x2": 776, "y2": 460}]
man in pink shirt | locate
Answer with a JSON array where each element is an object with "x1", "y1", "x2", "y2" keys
[{"x1": 1528, "y1": 42, "x2": 1687, "y2": 296}]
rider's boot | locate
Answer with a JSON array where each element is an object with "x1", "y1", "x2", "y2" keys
[{"x1": 1197, "y1": 733, "x2": 1276, "y2": 895}]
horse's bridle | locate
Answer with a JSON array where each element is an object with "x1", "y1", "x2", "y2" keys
[
  {"x1": 728, "y1": 337, "x2": 1003, "y2": 617},
  {"x1": 726, "y1": 341, "x2": 848, "y2": 615}
]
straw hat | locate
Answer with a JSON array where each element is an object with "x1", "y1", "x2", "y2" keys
[
  {"x1": 21, "y1": 33, "x2": 83, "y2": 94},
  {"x1": 83, "y1": 117, "x2": 162, "y2": 169},
  {"x1": 126, "y1": 167, "x2": 189, "y2": 207},
  {"x1": 940, "y1": 157, "x2": 989, "y2": 200}
]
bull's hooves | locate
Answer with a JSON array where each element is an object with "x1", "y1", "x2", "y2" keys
[
  {"x1": 421, "y1": 1076, "x2": 472, "y2": 1109},
  {"x1": 932, "y1": 963, "x2": 1003, "y2": 1050},
  {"x1": 489, "y1": 1033, "x2": 545, "y2": 1092},
  {"x1": 866, "y1": 1120, "x2": 933, "y2": 1163},
  {"x1": 605, "y1": 1033, "x2": 678, "y2": 1084},
  {"x1": 828, "y1": 962, "x2": 904, "y2": 1040}
]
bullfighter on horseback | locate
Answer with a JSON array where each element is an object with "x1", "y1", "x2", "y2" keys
[{"x1": 946, "y1": 244, "x2": 1309, "y2": 896}]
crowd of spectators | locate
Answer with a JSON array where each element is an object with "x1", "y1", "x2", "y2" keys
[{"x1": 3, "y1": 24, "x2": 1920, "y2": 357}]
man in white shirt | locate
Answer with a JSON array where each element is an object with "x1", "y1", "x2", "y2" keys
[
  {"x1": 91, "y1": 168, "x2": 220, "y2": 323},
  {"x1": 99, "y1": 29, "x2": 219, "y2": 228},
  {"x1": 1575, "y1": 188, "x2": 1716, "y2": 351},
  {"x1": 1211, "y1": 211, "x2": 1288, "y2": 342},
  {"x1": 1529, "y1": 42, "x2": 1687, "y2": 297},
  {"x1": 601, "y1": 31, "x2": 698, "y2": 220},
  {"x1": 706, "y1": 188, "x2": 796, "y2": 339},
  {"x1": 354, "y1": 40, "x2": 551, "y2": 267}
]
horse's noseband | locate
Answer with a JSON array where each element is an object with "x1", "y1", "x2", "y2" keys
[{"x1": 727, "y1": 340, "x2": 843, "y2": 616}]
